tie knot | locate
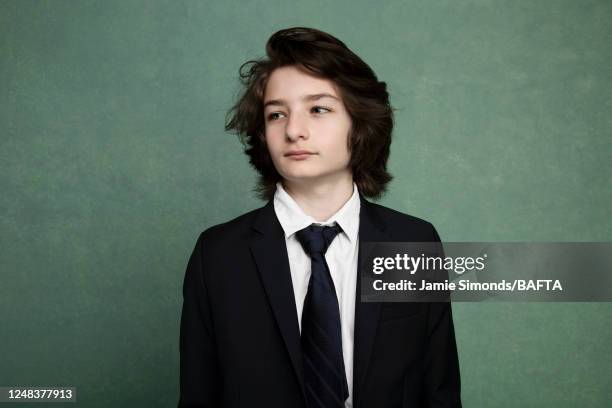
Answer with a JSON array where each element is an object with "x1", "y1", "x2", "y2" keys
[{"x1": 296, "y1": 223, "x2": 342, "y2": 256}]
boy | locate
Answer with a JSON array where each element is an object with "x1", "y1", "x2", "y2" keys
[{"x1": 179, "y1": 27, "x2": 461, "y2": 408}]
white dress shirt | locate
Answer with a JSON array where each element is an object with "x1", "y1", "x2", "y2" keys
[{"x1": 273, "y1": 181, "x2": 360, "y2": 408}]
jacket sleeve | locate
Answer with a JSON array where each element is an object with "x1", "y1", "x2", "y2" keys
[
  {"x1": 178, "y1": 231, "x2": 222, "y2": 407},
  {"x1": 423, "y1": 224, "x2": 462, "y2": 407}
]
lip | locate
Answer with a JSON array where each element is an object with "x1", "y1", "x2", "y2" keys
[{"x1": 284, "y1": 150, "x2": 315, "y2": 160}]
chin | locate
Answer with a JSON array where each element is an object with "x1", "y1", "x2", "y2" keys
[
  {"x1": 280, "y1": 171, "x2": 322, "y2": 181},
  {"x1": 279, "y1": 166, "x2": 349, "y2": 184}
]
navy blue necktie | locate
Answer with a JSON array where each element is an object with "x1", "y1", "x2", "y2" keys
[{"x1": 296, "y1": 223, "x2": 349, "y2": 408}]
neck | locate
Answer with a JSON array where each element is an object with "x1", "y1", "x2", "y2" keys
[{"x1": 282, "y1": 173, "x2": 355, "y2": 222}]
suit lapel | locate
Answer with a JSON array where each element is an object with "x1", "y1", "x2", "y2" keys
[
  {"x1": 248, "y1": 200, "x2": 307, "y2": 403},
  {"x1": 353, "y1": 195, "x2": 390, "y2": 408}
]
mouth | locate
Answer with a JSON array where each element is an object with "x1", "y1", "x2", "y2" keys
[{"x1": 284, "y1": 150, "x2": 316, "y2": 160}]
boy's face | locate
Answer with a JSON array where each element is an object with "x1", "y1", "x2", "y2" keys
[{"x1": 263, "y1": 65, "x2": 353, "y2": 187}]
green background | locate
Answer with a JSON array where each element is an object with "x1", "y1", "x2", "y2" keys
[{"x1": 2, "y1": 0, "x2": 611, "y2": 406}]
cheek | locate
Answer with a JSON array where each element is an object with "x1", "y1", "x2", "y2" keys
[
  {"x1": 264, "y1": 131, "x2": 282, "y2": 154},
  {"x1": 322, "y1": 114, "x2": 350, "y2": 137},
  {"x1": 322, "y1": 125, "x2": 351, "y2": 156}
]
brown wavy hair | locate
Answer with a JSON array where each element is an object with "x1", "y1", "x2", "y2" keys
[{"x1": 225, "y1": 27, "x2": 394, "y2": 201}]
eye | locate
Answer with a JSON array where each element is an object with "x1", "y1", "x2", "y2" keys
[
  {"x1": 311, "y1": 106, "x2": 331, "y2": 115},
  {"x1": 267, "y1": 112, "x2": 286, "y2": 121}
]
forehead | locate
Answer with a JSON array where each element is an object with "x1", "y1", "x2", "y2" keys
[{"x1": 264, "y1": 65, "x2": 340, "y2": 101}]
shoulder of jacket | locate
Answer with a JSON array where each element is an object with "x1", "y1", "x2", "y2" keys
[
  {"x1": 364, "y1": 200, "x2": 440, "y2": 241},
  {"x1": 365, "y1": 200, "x2": 432, "y2": 227},
  {"x1": 196, "y1": 204, "x2": 264, "y2": 247}
]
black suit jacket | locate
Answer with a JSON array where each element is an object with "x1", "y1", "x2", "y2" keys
[{"x1": 178, "y1": 194, "x2": 461, "y2": 407}]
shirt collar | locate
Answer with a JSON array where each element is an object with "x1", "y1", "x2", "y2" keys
[{"x1": 273, "y1": 181, "x2": 360, "y2": 243}]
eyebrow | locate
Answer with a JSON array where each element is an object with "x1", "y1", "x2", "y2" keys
[{"x1": 263, "y1": 93, "x2": 340, "y2": 108}]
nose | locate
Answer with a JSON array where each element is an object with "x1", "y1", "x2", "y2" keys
[{"x1": 285, "y1": 111, "x2": 309, "y2": 142}]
